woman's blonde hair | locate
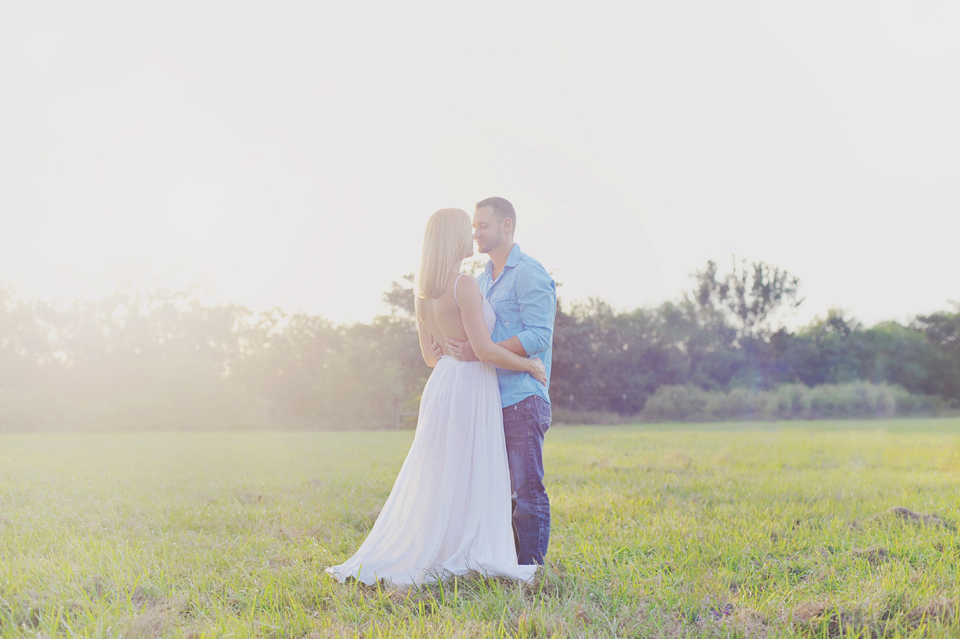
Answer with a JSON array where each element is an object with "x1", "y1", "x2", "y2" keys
[{"x1": 415, "y1": 208, "x2": 472, "y2": 299}]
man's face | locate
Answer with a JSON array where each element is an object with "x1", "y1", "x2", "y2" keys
[{"x1": 472, "y1": 206, "x2": 505, "y2": 254}]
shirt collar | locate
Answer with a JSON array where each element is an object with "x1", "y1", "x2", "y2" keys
[
  {"x1": 506, "y1": 243, "x2": 521, "y2": 268},
  {"x1": 483, "y1": 244, "x2": 522, "y2": 275}
]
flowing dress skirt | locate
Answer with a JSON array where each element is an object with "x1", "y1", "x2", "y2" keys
[{"x1": 326, "y1": 356, "x2": 537, "y2": 586}]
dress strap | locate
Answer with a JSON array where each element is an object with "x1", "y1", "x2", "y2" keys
[{"x1": 453, "y1": 273, "x2": 466, "y2": 308}]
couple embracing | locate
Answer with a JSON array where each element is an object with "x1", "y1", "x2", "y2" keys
[{"x1": 327, "y1": 197, "x2": 556, "y2": 586}]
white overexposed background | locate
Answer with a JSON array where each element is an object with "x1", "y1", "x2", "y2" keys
[{"x1": 2, "y1": 1, "x2": 958, "y2": 326}]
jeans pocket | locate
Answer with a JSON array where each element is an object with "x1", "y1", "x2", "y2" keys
[
  {"x1": 538, "y1": 416, "x2": 551, "y2": 435},
  {"x1": 534, "y1": 399, "x2": 551, "y2": 434}
]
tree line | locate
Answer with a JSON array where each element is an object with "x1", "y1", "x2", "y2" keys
[
  {"x1": 0, "y1": 260, "x2": 957, "y2": 431},
  {"x1": 552, "y1": 261, "x2": 959, "y2": 416}
]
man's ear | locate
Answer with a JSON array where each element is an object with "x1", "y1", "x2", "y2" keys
[{"x1": 503, "y1": 217, "x2": 514, "y2": 236}]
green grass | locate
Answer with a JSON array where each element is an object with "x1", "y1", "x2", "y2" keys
[{"x1": 2, "y1": 419, "x2": 960, "y2": 637}]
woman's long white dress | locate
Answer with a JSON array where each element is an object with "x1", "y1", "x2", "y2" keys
[{"x1": 326, "y1": 299, "x2": 536, "y2": 586}]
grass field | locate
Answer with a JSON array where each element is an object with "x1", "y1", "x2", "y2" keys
[{"x1": 2, "y1": 419, "x2": 960, "y2": 638}]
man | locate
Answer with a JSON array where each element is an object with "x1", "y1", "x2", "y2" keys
[{"x1": 446, "y1": 196, "x2": 556, "y2": 565}]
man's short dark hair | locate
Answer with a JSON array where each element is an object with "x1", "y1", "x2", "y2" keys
[{"x1": 476, "y1": 196, "x2": 516, "y2": 231}]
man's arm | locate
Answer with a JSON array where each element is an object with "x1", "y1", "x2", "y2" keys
[
  {"x1": 446, "y1": 264, "x2": 555, "y2": 361},
  {"x1": 512, "y1": 263, "x2": 556, "y2": 357},
  {"x1": 446, "y1": 334, "x2": 524, "y2": 362}
]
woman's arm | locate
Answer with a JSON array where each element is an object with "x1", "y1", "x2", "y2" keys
[
  {"x1": 414, "y1": 296, "x2": 439, "y2": 368},
  {"x1": 456, "y1": 276, "x2": 546, "y2": 383}
]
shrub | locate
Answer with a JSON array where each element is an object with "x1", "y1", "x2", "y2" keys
[
  {"x1": 638, "y1": 382, "x2": 945, "y2": 423},
  {"x1": 637, "y1": 385, "x2": 711, "y2": 422}
]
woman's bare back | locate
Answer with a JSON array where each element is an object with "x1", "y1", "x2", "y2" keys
[{"x1": 416, "y1": 272, "x2": 469, "y2": 356}]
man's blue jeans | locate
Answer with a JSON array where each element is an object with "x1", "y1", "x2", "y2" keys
[{"x1": 502, "y1": 395, "x2": 551, "y2": 565}]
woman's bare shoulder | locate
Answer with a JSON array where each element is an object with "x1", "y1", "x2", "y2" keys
[{"x1": 455, "y1": 274, "x2": 482, "y2": 302}]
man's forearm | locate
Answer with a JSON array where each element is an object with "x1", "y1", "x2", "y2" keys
[
  {"x1": 515, "y1": 327, "x2": 552, "y2": 356},
  {"x1": 497, "y1": 335, "x2": 528, "y2": 357}
]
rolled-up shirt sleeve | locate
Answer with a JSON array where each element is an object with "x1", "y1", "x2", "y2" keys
[{"x1": 514, "y1": 264, "x2": 556, "y2": 356}]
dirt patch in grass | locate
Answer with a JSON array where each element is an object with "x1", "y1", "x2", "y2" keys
[
  {"x1": 83, "y1": 575, "x2": 114, "y2": 600},
  {"x1": 235, "y1": 491, "x2": 269, "y2": 504},
  {"x1": 725, "y1": 608, "x2": 769, "y2": 638},
  {"x1": 886, "y1": 506, "x2": 951, "y2": 527},
  {"x1": 792, "y1": 602, "x2": 861, "y2": 638},
  {"x1": 570, "y1": 599, "x2": 591, "y2": 626},
  {"x1": 905, "y1": 598, "x2": 958, "y2": 630},
  {"x1": 7, "y1": 590, "x2": 91, "y2": 630},
  {"x1": 690, "y1": 606, "x2": 769, "y2": 638},
  {"x1": 129, "y1": 585, "x2": 150, "y2": 606},
  {"x1": 792, "y1": 598, "x2": 960, "y2": 637},
  {"x1": 849, "y1": 506, "x2": 954, "y2": 531},
  {"x1": 850, "y1": 545, "x2": 891, "y2": 564},
  {"x1": 120, "y1": 593, "x2": 189, "y2": 639}
]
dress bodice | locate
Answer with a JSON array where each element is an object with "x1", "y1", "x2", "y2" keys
[
  {"x1": 454, "y1": 273, "x2": 496, "y2": 337},
  {"x1": 481, "y1": 297, "x2": 496, "y2": 335}
]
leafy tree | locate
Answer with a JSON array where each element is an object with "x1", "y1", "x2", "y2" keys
[
  {"x1": 913, "y1": 303, "x2": 960, "y2": 402},
  {"x1": 915, "y1": 302, "x2": 960, "y2": 351},
  {"x1": 862, "y1": 321, "x2": 939, "y2": 395},
  {"x1": 693, "y1": 258, "x2": 803, "y2": 340},
  {"x1": 383, "y1": 274, "x2": 416, "y2": 319}
]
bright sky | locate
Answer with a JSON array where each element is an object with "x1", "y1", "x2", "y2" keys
[{"x1": 3, "y1": 1, "x2": 958, "y2": 326}]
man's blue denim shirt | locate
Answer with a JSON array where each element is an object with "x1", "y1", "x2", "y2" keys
[{"x1": 478, "y1": 244, "x2": 556, "y2": 408}]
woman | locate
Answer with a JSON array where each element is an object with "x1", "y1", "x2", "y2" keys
[{"x1": 326, "y1": 208, "x2": 544, "y2": 586}]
